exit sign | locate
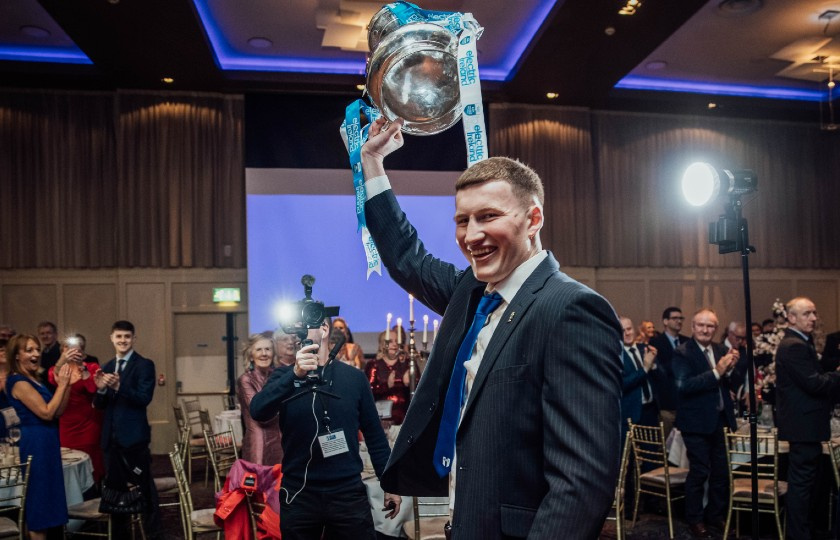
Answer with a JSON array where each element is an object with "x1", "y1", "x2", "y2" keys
[{"x1": 213, "y1": 288, "x2": 241, "y2": 303}]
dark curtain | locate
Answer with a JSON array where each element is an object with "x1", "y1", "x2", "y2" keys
[
  {"x1": 490, "y1": 104, "x2": 840, "y2": 269},
  {"x1": 0, "y1": 89, "x2": 245, "y2": 269}
]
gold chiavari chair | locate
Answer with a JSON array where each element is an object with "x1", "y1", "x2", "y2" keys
[
  {"x1": 0, "y1": 455, "x2": 31, "y2": 539},
  {"x1": 723, "y1": 427, "x2": 787, "y2": 539},
  {"x1": 169, "y1": 447, "x2": 222, "y2": 539},
  {"x1": 606, "y1": 431, "x2": 632, "y2": 540},
  {"x1": 203, "y1": 428, "x2": 239, "y2": 492},
  {"x1": 628, "y1": 421, "x2": 688, "y2": 540}
]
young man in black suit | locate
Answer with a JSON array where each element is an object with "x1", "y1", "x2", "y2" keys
[
  {"x1": 360, "y1": 117, "x2": 622, "y2": 539},
  {"x1": 776, "y1": 297, "x2": 840, "y2": 540},
  {"x1": 673, "y1": 309, "x2": 740, "y2": 538},
  {"x1": 94, "y1": 320, "x2": 161, "y2": 538},
  {"x1": 649, "y1": 307, "x2": 689, "y2": 439}
]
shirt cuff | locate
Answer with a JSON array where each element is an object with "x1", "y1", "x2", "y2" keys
[
  {"x1": 712, "y1": 369, "x2": 721, "y2": 380},
  {"x1": 365, "y1": 175, "x2": 391, "y2": 200}
]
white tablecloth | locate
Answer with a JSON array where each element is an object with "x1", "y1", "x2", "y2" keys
[{"x1": 214, "y1": 410, "x2": 243, "y2": 443}]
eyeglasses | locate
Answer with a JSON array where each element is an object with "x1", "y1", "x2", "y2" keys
[{"x1": 668, "y1": 316, "x2": 685, "y2": 321}]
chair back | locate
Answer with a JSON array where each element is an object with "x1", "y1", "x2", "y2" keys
[
  {"x1": 609, "y1": 431, "x2": 632, "y2": 538},
  {"x1": 182, "y1": 397, "x2": 205, "y2": 437},
  {"x1": 628, "y1": 421, "x2": 669, "y2": 474},
  {"x1": 724, "y1": 428, "x2": 780, "y2": 498},
  {"x1": 0, "y1": 455, "x2": 31, "y2": 535},
  {"x1": 204, "y1": 429, "x2": 239, "y2": 492},
  {"x1": 829, "y1": 441, "x2": 840, "y2": 488},
  {"x1": 173, "y1": 405, "x2": 186, "y2": 431},
  {"x1": 198, "y1": 409, "x2": 214, "y2": 435},
  {"x1": 169, "y1": 447, "x2": 195, "y2": 539}
]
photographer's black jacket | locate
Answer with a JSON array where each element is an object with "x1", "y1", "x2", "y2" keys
[{"x1": 250, "y1": 361, "x2": 392, "y2": 492}]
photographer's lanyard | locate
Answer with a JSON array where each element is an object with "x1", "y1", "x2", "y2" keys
[
  {"x1": 315, "y1": 375, "x2": 349, "y2": 458},
  {"x1": 340, "y1": 99, "x2": 382, "y2": 279}
]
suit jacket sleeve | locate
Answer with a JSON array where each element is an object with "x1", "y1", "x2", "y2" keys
[
  {"x1": 531, "y1": 291, "x2": 622, "y2": 538},
  {"x1": 673, "y1": 347, "x2": 718, "y2": 397},
  {"x1": 93, "y1": 361, "x2": 115, "y2": 409},
  {"x1": 783, "y1": 339, "x2": 840, "y2": 397},
  {"x1": 119, "y1": 358, "x2": 156, "y2": 408},
  {"x1": 365, "y1": 189, "x2": 462, "y2": 316}
]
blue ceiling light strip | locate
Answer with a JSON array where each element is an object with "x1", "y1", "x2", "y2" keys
[
  {"x1": 0, "y1": 45, "x2": 91, "y2": 64},
  {"x1": 192, "y1": 0, "x2": 557, "y2": 81},
  {"x1": 616, "y1": 75, "x2": 828, "y2": 102}
]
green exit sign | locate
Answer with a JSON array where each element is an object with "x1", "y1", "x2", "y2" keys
[{"x1": 213, "y1": 288, "x2": 241, "y2": 303}]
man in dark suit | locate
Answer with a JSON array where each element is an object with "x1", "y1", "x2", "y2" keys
[
  {"x1": 776, "y1": 297, "x2": 840, "y2": 540},
  {"x1": 673, "y1": 309, "x2": 740, "y2": 538},
  {"x1": 360, "y1": 117, "x2": 622, "y2": 539},
  {"x1": 620, "y1": 316, "x2": 659, "y2": 439},
  {"x1": 649, "y1": 307, "x2": 689, "y2": 439},
  {"x1": 721, "y1": 321, "x2": 750, "y2": 413},
  {"x1": 821, "y1": 329, "x2": 840, "y2": 372},
  {"x1": 94, "y1": 320, "x2": 161, "y2": 538},
  {"x1": 38, "y1": 320, "x2": 61, "y2": 391}
]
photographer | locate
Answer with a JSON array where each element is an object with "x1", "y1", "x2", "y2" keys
[{"x1": 250, "y1": 317, "x2": 401, "y2": 539}]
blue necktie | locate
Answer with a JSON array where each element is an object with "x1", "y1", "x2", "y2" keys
[{"x1": 433, "y1": 291, "x2": 503, "y2": 477}]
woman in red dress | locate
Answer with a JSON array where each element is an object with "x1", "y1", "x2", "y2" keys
[
  {"x1": 365, "y1": 339, "x2": 412, "y2": 425},
  {"x1": 47, "y1": 333, "x2": 104, "y2": 482}
]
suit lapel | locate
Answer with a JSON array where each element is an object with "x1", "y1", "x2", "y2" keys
[{"x1": 461, "y1": 255, "x2": 556, "y2": 419}]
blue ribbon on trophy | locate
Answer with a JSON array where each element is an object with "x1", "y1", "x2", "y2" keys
[
  {"x1": 340, "y1": 1, "x2": 486, "y2": 277},
  {"x1": 340, "y1": 99, "x2": 382, "y2": 278}
]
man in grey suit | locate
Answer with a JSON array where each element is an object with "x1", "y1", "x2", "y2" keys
[{"x1": 360, "y1": 118, "x2": 622, "y2": 539}]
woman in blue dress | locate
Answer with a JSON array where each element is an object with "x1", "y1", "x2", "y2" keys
[{"x1": 5, "y1": 334, "x2": 79, "y2": 540}]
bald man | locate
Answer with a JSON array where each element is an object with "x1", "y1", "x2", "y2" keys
[{"x1": 776, "y1": 297, "x2": 840, "y2": 540}]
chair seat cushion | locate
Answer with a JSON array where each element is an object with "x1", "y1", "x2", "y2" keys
[
  {"x1": 191, "y1": 508, "x2": 219, "y2": 531},
  {"x1": 403, "y1": 515, "x2": 449, "y2": 540},
  {"x1": 640, "y1": 466, "x2": 689, "y2": 486},
  {"x1": 0, "y1": 516, "x2": 20, "y2": 537},
  {"x1": 68, "y1": 498, "x2": 105, "y2": 519},
  {"x1": 733, "y1": 478, "x2": 788, "y2": 499},
  {"x1": 154, "y1": 476, "x2": 177, "y2": 491}
]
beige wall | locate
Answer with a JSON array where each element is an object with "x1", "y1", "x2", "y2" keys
[
  {"x1": 2, "y1": 266, "x2": 838, "y2": 453},
  {"x1": 0, "y1": 268, "x2": 247, "y2": 454}
]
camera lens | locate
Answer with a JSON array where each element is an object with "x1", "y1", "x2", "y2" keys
[{"x1": 301, "y1": 302, "x2": 325, "y2": 327}]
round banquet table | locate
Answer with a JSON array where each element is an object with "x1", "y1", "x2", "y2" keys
[
  {"x1": 61, "y1": 447, "x2": 95, "y2": 531},
  {"x1": 214, "y1": 409, "x2": 244, "y2": 444}
]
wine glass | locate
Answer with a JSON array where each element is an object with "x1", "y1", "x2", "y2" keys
[{"x1": 7, "y1": 427, "x2": 20, "y2": 446}]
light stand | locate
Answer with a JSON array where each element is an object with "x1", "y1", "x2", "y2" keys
[{"x1": 691, "y1": 164, "x2": 760, "y2": 540}]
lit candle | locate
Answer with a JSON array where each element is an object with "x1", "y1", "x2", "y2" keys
[
  {"x1": 433, "y1": 319, "x2": 439, "y2": 341},
  {"x1": 423, "y1": 314, "x2": 429, "y2": 343},
  {"x1": 409, "y1": 294, "x2": 415, "y2": 322},
  {"x1": 396, "y1": 318, "x2": 403, "y2": 345},
  {"x1": 386, "y1": 313, "x2": 392, "y2": 341}
]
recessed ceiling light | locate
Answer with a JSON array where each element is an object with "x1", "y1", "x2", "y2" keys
[
  {"x1": 717, "y1": 0, "x2": 763, "y2": 17},
  {"x1": 247, "y1": 37, "x2": 273, "y2": 49},
  {"x1": 355, "y1": 84, "x2": 365, "y2": 91},
  {"x1": 546, "y1": 92, "x2": 559, "y2": 99},
  {"x1": 19, "y1": 25, "x2": 51, "y2": 39},
  {"x1": 161, "y1": 77, "x2": 174, "y2": 84},
  {"x1": 604, "y1": 26, "x2": 616, "y2": 36},
  {"x1": 708, "y1": 102, "x2": 717, "y2": 109},
  {"x1": 646, "y1": 61, "x2": 667, "y2": 71}
]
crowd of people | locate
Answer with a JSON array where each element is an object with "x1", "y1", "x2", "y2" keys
[{"x1": 618, "y1": 300, "x2": 840, "y2": 539}]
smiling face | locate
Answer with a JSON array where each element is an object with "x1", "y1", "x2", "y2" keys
[
  {"x1": 620, "y1": 318, "x2": 635, "y2": 346},
  {"x1": 110, "y1": 329, "x2": 135, "y2": 357},
  {"x1": 691, "y1": 310, "x2": 719, "y2": 348},
  {"x1": 38, "y1": 324, "x2": 57, "y2": 348},
  {"x1": 250, "y1": 338, "x2": 275, "y2": 370},
  {"x1": 454, "y1": 180, "x2": 542, "y2": 286},
  {"x1": 16, "y1": 338, "x2": 42, "y2": 377}
]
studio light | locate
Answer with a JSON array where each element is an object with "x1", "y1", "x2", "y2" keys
[
  {"x1": 680, "y1": 160, "x2": 761, "y2": 538},
  {"x1": 682, "y1": 162, "x2": 757, "y2": 207}
]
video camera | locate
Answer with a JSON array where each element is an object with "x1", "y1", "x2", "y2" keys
[{"x1": 280, "y1": 274, "x2": 340, "y2": 346}]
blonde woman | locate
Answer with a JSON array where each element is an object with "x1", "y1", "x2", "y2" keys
[{"x1": 236, "y1": 333, "x2": 283, "y2": 465}]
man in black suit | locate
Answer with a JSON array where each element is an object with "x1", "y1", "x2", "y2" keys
[
  {"x1": 673, "y1": 309, "x2": 740, "y2": 538},
  {"x1": 722, "y1": 321, "x2": 750, "y2": 413},
  {"x1": 821, "y1": 330, "x2": 840, "y2": 372},
  {"x1": 776, "y1": 297, "x2": 840, "y2": 540},
  {"x1": 38, "y1": 320, "x2": 61, "y2": 390},
  {"x1": 94, "y1": 320, "x2": 161, "y2": 538},
  {"x1": 360, "y1": 118, "x2": 622, "y2": 539},
  {"x1": 649, "y1": 307, "x2": 689, "y2": 439}
]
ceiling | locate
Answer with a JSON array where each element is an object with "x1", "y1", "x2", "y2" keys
[{"x1": 1, "y1": 0, "x2": 839, "y2": 121}]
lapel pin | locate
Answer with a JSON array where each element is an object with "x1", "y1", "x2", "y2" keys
[{"x1": 507, "y1": 311, "x2": 516, "y2": 323}]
